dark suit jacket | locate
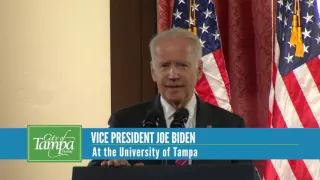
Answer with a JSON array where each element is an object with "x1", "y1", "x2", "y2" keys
[{"x1": 88, "y1": 95, "x2": 259, "y2": 176}]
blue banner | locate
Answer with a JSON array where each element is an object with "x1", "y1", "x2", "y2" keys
[
  {"x1": 1, "y1": 127, "x2": 320, "y2": 161},
  {"x1": 0, "y1": 128, "x2": 27, "y2": 159}
]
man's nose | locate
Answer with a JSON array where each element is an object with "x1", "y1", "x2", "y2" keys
[{"x1": 168, "y1": 66, "x2": 179, "y2": 79}]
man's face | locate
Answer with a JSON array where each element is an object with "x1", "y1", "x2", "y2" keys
[{"x1": 151, "y1": 37, "x2": 203, "y2": 106}]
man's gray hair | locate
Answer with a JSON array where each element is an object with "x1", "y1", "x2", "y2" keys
[{"x1": 149, "y1": 27, "x2": 202, "y2": 62}]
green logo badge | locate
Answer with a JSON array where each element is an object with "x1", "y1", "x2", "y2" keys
[{"x1": 27, "y1": 125, "x2": 82, "y2": 162}]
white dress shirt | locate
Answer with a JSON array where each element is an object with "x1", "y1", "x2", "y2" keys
[
  {"x1": 160, "y1": 93, "x2": 197, "y2": 128},
  {"x1": 160, "y1": 93, "x2": 197, "y2": 165}
]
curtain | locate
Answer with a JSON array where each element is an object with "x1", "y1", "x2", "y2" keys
[{"x1": 214, "y1": 0, "x2": 272, "y2": 175}]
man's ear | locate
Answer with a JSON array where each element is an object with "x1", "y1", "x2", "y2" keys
[
  {"x1": 150, "y1": 61, "x2": 156, "y2": 82},
  {"x1": 197, "y1": 60, "x2": 203, "y2": 80}
]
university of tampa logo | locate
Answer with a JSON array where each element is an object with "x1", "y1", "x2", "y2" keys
[{"x1": 27, "y1": 125, "x2": 82, "y2": 162}]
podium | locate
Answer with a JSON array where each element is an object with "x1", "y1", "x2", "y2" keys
[{"x1": 72, "y1": 164, "x2": 260, "y2": 180}]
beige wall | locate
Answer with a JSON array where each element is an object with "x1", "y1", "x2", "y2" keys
[{"x1": 0, "y1": 0, "x2": 111, "y2": 179}]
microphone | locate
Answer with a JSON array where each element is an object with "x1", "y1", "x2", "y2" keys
[
  {"x1": 142, "y1": 108, "x2": 160, "y2": 128},
  {"x1": 142, "y1": 109, "x2": 168, "y2": 165},
  {"x1": 167, "y1": 108, "x2": 189, "y2": 165},
  {"x1": 170, "y1": 108, "x2": 189, "y2": 128}
]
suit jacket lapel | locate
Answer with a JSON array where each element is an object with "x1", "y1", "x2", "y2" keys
[
  {"x1": 193, "y1": 96, "x2": 216, "y2": 165},
  {"x1": 195, "y1": 95, "x2": 212, "y2": 128},
  {"x1": 152, "y1": 94, "x2": 167, "y2": 128}
]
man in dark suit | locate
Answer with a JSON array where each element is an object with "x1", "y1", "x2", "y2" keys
[
  {"x1": 89, "y1": 93, "x2": 247, "y2": 166},
  {"x1": 88, "y1": 28, "x2": 260, "y2": 178}
]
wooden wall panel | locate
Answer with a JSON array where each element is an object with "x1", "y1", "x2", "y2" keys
[
  {"x1": 110, "y1": 0, "x2": 157, "y2": 113},
  {"x1": 141, "y1": 0, "x2": 158, "y2": 102}
]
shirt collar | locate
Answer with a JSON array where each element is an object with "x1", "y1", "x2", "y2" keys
[{"x1": 160, "y1": 93, "x2": 197, "y2": 123}]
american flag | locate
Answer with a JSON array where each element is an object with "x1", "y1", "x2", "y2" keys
[
  {"x1": 264, "y1": 0, "x2": 320, "y2": 179},
  {"x1": 167, "y1": 0, "x2": 231, "y2": 111}
]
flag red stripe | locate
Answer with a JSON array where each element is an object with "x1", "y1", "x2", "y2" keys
[
  {"x1": 264, "y1": 160, "x2": 280, "y2": 180},
  {"x1": 287, "y1": 160, "x2": 313, "y2": 180},
  {"x1": 271, "y1": 100, "x2": 287, "y2": 128},
  {"x1": 282, "y1": 72, "x2": 319, "y2": 128},
  {"x1": 271, "y1": 102, "x2": 313, "y2": 180},
  {"x1": 306, "y1": 56, "x2": 320, "y2": 92},
  {"x1": 195, "y1": 72, "x2": 219, "y2": 106},
  {"x1": 267, "y1": 110, "x2": 272, "y2": 128},
  {"x1": 212, "y1": 49, "x2": 231, "y2": 100}
]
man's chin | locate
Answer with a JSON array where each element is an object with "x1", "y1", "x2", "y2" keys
[{"x1": 164, "y1": 95, "x2": 186, "y2": 105}]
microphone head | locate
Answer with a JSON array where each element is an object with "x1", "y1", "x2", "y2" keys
[
  {"x1": 170, "y1": 121, "x2": 185, "y2": 128},
  {"x1": 170, "y1": 108, "x2": 189, "y2": 128},
  {"x1": 142, "y1": 108, "x2": 160, "y2": 128}
]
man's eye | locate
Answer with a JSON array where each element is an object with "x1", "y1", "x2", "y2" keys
[
  {"x1": 161, "y1": 64, "x2": 169, "y2": 67},
  {"x1": 178, "y1": 64, "x2": 188, "y2": 67}
]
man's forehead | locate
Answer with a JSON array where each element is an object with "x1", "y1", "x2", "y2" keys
[
  {"x1": 155, "y1": 39, "x2": 192, "y2": 53},
  {"x1": 155, "y1": 45, "x2": 190, "y2": 54},
  {"x1": 156, "y1": 37, "x2": 193, "y2": 46},
  {"x1": 153, "y1": 52, "x2": 195, "y2": 64}
]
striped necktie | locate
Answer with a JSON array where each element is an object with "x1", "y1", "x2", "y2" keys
[{"x1": 175, "y1": 159, "x2": 188, "y2": 165}]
